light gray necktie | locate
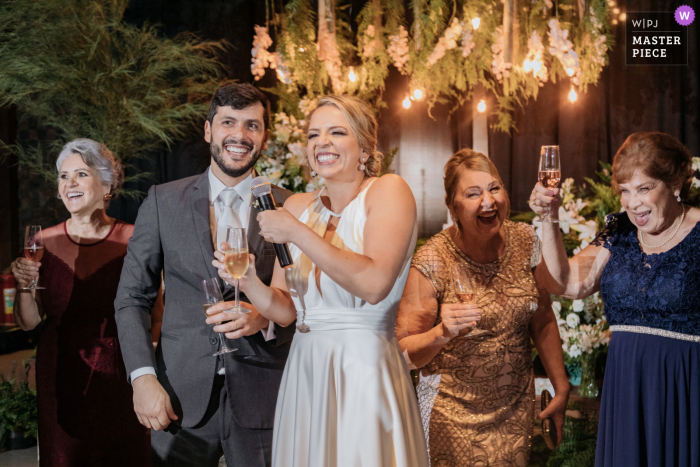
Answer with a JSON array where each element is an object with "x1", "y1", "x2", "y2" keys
[{"x1": 217, "y1": 189, "x2": 242, "y2": 251}]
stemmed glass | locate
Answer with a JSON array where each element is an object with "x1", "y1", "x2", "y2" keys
[
  {"x1": 221, "y1": 228, "x2": 249, "y2": 313},
  {"x1": 538, "y1": 145, "x2": 561, "y2": 223},
  {"x1": 23, "y1": 225, "x2": 45, "y2": 290},
  {"x1": 202, "y1": 278, "x2": 236, "y2": 356},
  {"x1": 452, "y1": 264, "x2": 485, "y2": 336}
]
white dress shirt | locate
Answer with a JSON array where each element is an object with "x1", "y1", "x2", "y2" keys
[{"x1": 130, "y1": 168, "x2": 274, "y2": 383}]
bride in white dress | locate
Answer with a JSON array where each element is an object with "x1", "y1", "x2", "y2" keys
[{"x1": 215, "y1": 95, "x2": 428, "y2": 467}]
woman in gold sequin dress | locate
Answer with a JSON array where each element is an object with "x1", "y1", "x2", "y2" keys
[{"x1": 397, "y1": 149, "x2": 569, "y2": 467}]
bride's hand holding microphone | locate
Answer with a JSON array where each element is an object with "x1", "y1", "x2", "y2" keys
[{"x1": 256, "y1": 207, "x2": 304, "y2": 244}]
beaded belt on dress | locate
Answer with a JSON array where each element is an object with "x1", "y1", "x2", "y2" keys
[
  {"x1": 610, "y1": 325, "x2": 700, "y2": 343},
  {"x1": 296, "y1": 307, "x2": 396, "y2": 333}
]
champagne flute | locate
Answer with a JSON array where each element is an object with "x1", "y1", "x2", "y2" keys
[
  {"x1": 222, "y1": 227, "x2": 250, "y2": 314},
  {"x1": 202, "y1": 278, "x2": 236, "y2": 356},
  {"x1": 538, "y1": 145, "x2": 561, "y2": 224},
  {"x1": 452, "y1": 264, "x2": 485, "y2": 336},
  {"x1": 23, "y1": 225, "x2": 45, "y2": 290}
]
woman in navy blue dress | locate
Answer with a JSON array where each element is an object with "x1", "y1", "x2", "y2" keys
[{"x1": 529, "y1": 132, "x2": 700, "y2": 467}]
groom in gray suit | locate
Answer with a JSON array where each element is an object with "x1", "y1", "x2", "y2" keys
[{"x1": 115, "y1": 83, "x2": 294, "y2": 467}]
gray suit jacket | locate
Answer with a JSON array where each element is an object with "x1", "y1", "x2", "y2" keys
[{"x1": 115, "y1": 171, "x2": 294, "y2": 429}]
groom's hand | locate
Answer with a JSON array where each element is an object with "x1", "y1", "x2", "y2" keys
[
  {"x1": 206, "y1": 301, "x2": 270, "y2": 339},
  {"x1": 133, "y1": 374, "x2": 178, "y2": 431}
]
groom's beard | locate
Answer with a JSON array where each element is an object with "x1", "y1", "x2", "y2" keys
[{"x1": 211, "y1": 138, "x2": 261, "y2": 178}]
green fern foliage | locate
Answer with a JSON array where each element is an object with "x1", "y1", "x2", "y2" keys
[{"x1": 0, "y1": 0, "x2": 225, "y2": 193}]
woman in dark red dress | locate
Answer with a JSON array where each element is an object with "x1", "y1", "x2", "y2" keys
[{"x1": 11, "y1": 139, "x2": 150, "y2": 467}]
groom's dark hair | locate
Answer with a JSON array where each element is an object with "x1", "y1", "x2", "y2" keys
[{"x1": 207, "y1": 83, "x2": 271, "y2": 131}]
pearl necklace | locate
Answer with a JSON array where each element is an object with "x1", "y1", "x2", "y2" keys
[{"x1": 637, "y1": 207, "x2": 686, "y2": 249}]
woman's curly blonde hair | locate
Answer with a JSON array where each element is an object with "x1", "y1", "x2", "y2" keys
[{"x1": 302, "y1": 95, "x2": 383, "y2": 179}]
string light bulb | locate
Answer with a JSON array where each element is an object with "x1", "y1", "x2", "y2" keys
[
  {"x1": 413, "y1": 88, "x2": 423, "y2": 100},
  {"x1": 569, "y1": 87, "x2": 578, "y2": 103},
  {"x1": 477, "y1": 99, "x2": 486, "y2": 113},
  {"x1": 472, "y1": 18, "x2": 481, "y2": 30},
  {"x1": 523, "y1": 59, "x2": 532, "y2": 72},
  {"x1": 566, "y1": 68, "x2": 575, "y2": 77},
  {"x1": 620, "y1": 12, "x2": 626, "y2": 21},
  {"x1": 403, "y1": 96, "x2": 412, "y2": 109},
  {"x1": 613, "y1": 7, "x2": 620, "y2": 14},
  {"x1": 348, "y1": 67, "x2": 357, "y2": 82}
]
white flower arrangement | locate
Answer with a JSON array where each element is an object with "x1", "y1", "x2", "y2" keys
[
  {"x1": 387, "y1": 26, "x2": 410, "y2": 73},
  {"x1": 427, "y1": 18, "x2": 462, "y2": 67},
  {"x1": 523, "y1": 30, "x2": 548, "y2": 85},
  {"x1": 553, "y1": 293, "x2": 611, "y2": 364},
  {"x1": 491, "y1": 26, "x2": 512, "y2": 82},
  {"x1": 534, "y1": 177, "x2": 597, "y2": 245},
  {"x1": 461, "y1": 27, "x2": 475, "y2": 58},
  {"x1": 251, "y1": 26, "x2": 275, "y2": 81},
  {"x1": 362, "y1": 24, "x2": 378, "y2": 58},
  {"x1": 547, "y1": 19, "x2": 581, "y2": 85}
]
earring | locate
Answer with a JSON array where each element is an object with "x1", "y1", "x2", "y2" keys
[
  {"x1": 104, "y1": 194, "x2": 112, "y2": 200},
  {"x1": 311, "y1": 170, "x2": 317, "y2": 177},
  {"x1": 677, "y1": 194, "x2": 682, "y2": 202},
  {"x1": 359, "y1": 157, "x2": 366, "y2": 171},
  {"x1": 56, "y1": 192, "x2": 62, "y2": 200}
]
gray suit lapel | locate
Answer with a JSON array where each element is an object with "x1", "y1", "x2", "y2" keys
[{"x1": 190, "y1": 171, "x2": 219, "y2": 280}]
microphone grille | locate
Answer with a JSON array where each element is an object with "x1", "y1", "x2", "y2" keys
[{"x1": 251, "y1": 176, "x2": 272, "y2": 198}]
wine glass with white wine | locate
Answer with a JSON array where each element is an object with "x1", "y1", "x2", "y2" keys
[
  {"x1": 452, "y1": 263, "x2": 485, "y2": 336},
  {"x1": 23, "y1": 225, "x2": 45, "y2": 290},
  {"x1": 202, "y1": 278, "x2": 236, "y2": 356},
  {"x1": 222, "y1": 227, "x2": 251, "y2": 315},
  {"x1": 538, "y1": 145, "x2": 561, "y2": 224}
]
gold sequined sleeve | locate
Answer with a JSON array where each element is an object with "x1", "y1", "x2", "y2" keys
[
  {"x1": 411, "y1": 238, "x2": 448, "y2": 303},
  {"x1": 525, "y1": 224, "x2": 542, "y2": 269}
]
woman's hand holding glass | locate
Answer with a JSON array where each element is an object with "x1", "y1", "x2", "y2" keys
[
  {"x1": 529, "y1": 183, "x2": 562, "y2": 220},
  {"x1": 439, "y1": 303, "x2": 482, "y2": 339}
]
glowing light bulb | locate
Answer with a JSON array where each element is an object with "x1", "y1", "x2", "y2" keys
[
  {"x1": 532, "y1": 60, "x2": 542, "y2": 74},
  {"x1": 477, "y1": 99, "x2": 486, "y2": 113},
  {"x1": 612, "y1": 19, "x2": 618, "y2": 25},
  {"x1": 299, "y1": 47, "x2": 305, "y2": 52},
  {"x1": 403, "y1": 96, "x2": 411, "y2": 109},
  {"x1": 348, "y1": 67, "x2": 356, "y2": 82},
  {"x1": 472, "y1": 18, "x2": 481, "y2": 30},
  {"x1": 566, "y1": 68, "x2": 575, "y2": 77},
  {"x1": 413, "y1": 89, "x2": 423, "y2": 100},
  {"x1": 523, "y1": 59, "x2": 532, "y2": 72},
  {"x1": 613, "y1": 7, "x2": 620, "y2": 14},
  {"x1": 569, "y1": 88, "x2": 578, "y2": 103},
  {"x1": 620, "y1": 12, "x2": 626, "y2": 21}
]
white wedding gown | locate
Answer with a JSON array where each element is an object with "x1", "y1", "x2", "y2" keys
[{"x1": 272, "y1": 181, "x2": 429, "y2": 467}]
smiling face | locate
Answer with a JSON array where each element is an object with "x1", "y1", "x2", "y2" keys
[
  {"x1": 451, "y1": 168, "x2": 508, "y2": 240},
  {"x1": 205, "y1": 103, "x2": 268, "y2": 180},
  {"x1": 619, "y1": 170, "x2": 680, "y2": 234},
  {"x1": 58, "y1": 154, "x2": 111, "y2": 215},
  {"x1": 306, "y1": 105, "x2": 368, "y2": 182}
]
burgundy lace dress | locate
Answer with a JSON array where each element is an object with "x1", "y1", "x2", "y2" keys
[{"x1": 36, "y1": 221, "x2": 150, "y2": 467}]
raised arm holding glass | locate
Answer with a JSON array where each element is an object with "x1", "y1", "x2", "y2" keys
[
  {"x1": 529, "y1": 132, "x2": 700, "y2": 467},
  {"x1": 10, "y1": 139, "x2": 149, "y2": 466},
  {"x1": 397, "y1": 149, "x2": 569, "y2": 467},
  {"x1": 214, "y1": 95, "x2": 429, "y2": 467}
]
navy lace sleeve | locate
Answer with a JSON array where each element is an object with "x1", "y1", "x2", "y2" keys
[{"x1": 598, "y1": 213, "x2": 700, "y2": 336}]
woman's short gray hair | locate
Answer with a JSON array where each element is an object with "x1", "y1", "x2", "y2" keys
[{"x1": 56, "y1": 139, "x2": 124, "y2": 197}]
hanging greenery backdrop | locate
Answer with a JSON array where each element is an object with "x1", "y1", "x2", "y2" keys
[{"x1": 251, "y1": 0, "x2": 613, "y2": 133}]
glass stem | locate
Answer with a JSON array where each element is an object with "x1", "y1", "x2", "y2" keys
[{"x1": 235, "y1": 279, "x2": 240, "y2": 308}]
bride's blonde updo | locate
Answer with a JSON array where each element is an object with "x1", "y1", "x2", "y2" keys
[{"x1": 303, "y1": 95, "x2": 383, "y2": 179}]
